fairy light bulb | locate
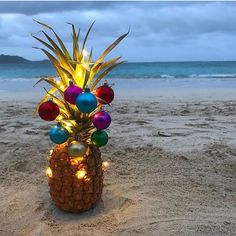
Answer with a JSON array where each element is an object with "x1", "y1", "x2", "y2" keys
[
  {"x1": 73, "y1": 157, "x2": 84, "y2": 162},
  {"x1": 46, "y1": 167, "x2": 53, "y2": 178},
  {"x1": 76, "y1": 169, "x2": 86, "y2": 179},
  {"x1": 102, "y1": 161, "x2": 109, "y2": 171},
  {"x1": 82, "y1": 49, "x2": 88, "y2": 58}
]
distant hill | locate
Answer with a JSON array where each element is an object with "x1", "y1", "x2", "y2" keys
[{"x1": 0, "y1": 54, "x2": 49, "y2": 64}]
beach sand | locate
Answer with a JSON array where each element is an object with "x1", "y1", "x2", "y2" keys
[{"x1": 0, "y1": 91, "x2": 236, "y2": 236}]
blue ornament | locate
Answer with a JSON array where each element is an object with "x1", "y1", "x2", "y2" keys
[
  {"x1": 75, "y1": 88, "x2": 97, "y2": 113},
  {"x1": 49, "y1": 125, "x2": 69, "y2": 144}
]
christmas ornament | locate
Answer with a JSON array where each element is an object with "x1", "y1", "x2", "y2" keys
[
  {"x1": 91, "y1": 130, "x2": 109, "y2": 147},
  {"x1": 38, "y1": 100, "x2": 60, "y2": 121},
  {"x1": 64, "y1": 81, "x2": 83, "y2": 104},
  {"x1": 92, "y1": 111, "x2": 111, "y2": 130},
  {"x1": 68, "y1": 140, "x2": 86, "y2": 157},
  {"x1": 95, "y1": 83, "x2": 114, "y2": 104},
  {"x1": 34, "y1": 21, "x2": 127, "y2": 213},
  {"x1": 49, "y1": 124, "x2": 69, "y2": 144},
  {"x1": 76, "y1": 87, "x2": 97, "y2": 113}
]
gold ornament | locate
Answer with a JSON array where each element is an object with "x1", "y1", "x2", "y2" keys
[{"x1": 68, "y1": 141, "x2": 86, "y2": 157}]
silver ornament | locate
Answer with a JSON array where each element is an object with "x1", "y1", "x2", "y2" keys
[{"x1": 68, "y1": 141, "x2": 86, "y2": 157}]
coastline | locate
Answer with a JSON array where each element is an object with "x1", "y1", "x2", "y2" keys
[{"x1": 2, "y1": 77, "x2": 236, "y2": 102}]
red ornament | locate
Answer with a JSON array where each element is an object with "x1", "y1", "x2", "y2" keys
[
  {"x1": 38, "y1": 100, "x2": 60, "y2": 121},
  {"x1": 95, "y1": 84, "x2": 114, "y2": 104}
]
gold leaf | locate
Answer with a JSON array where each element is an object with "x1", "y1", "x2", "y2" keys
[{"x1": 91, "y1": 61, "x2": 125, "y2": 90}]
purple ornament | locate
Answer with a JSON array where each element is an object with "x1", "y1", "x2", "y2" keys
[
  {"x1": 92, "y1": 111, "x2": 111, "y2": 130},
  {"x1": 64, "y1": 83, "x2": 83, "y2": 105}
]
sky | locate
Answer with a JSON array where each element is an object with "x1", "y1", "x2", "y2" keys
[{"x1": 0, "y1": 1, "x2": 236, "y2": 62}]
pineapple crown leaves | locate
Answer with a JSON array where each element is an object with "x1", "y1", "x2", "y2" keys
[
  {"x1": 33, "y1": 20, "x2": 128, "y2": 141},
  {"x1": 33, "y1": 20, "x2": 129, "y2": 89}
]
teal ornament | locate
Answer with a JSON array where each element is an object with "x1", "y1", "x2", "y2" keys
[
  {"x1": 76, "y1": 88, "x2": 97, "y2": 113},
  {"x1": 49, "y1": 124, "x2": 69, "y2": 144}
]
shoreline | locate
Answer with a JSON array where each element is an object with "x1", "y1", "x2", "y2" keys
[{"x1": 1, "y1": 77, "x2": 236, "y2": 102}]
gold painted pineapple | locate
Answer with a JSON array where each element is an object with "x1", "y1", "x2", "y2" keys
[{"x1": 34, "y1": 21, "x2": 128, "y2": 212}]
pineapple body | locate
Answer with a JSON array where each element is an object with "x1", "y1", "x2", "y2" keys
[{"x1": 48, "y1": 142, "x2": 103, "y2": 212}]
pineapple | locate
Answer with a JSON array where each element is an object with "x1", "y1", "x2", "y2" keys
[
  {"x1": 33, "y1": 20, "x2": 128, "y2": 212},
  {"x1": 48, "y1": 143, "x2": 103, "y2": 212}
]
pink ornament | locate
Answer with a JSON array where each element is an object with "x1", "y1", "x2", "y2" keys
[
  {"x1": 64, "y1": 82, "x2": 83, "y2": 104},
  {"x1": 93, "y1": 111, "x2": 111, "y2": 130}
]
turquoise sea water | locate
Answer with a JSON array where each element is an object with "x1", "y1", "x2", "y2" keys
[
  {"x1": 1, "y1": 61, "x2": 236, "y2": 99},
  {"x1": 1, "y1": 61, "x2": 236, "y2": 80}
]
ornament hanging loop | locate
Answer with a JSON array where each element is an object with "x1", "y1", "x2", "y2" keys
[{"x1": 84, "y1": 86, "x2": 90, "y2": 93}]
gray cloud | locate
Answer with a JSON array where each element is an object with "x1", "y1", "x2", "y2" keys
[
  {"x1": 0, "y1": 2, "x2": 116, "y2": 15},
  {"x1": 0, "y1": 2, "x2": 236, "y2": 62}
]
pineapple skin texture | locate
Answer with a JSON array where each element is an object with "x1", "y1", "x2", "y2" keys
[{"x1": 48, "y1": 142, "x2": 103, "y2": 213}]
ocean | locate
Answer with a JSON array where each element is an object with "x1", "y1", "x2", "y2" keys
[
  {"x1": 1, "y1": 61, "x2": 236, "y2": 100},
  {"x1": 1, "y1": 61, "x2": 236, "y2": 80}
]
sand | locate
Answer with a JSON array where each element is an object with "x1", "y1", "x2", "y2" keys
[{"x1": 0, "y1": 92, "x2": 236, "y2": 236}]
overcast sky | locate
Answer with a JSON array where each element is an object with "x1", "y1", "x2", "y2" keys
[{"x1": 0, "y1": 1, "x2": 236, "y2": 62}]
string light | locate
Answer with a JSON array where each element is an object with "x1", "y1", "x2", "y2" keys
[
  {"x1": 75, "y1": 169, "x2": 86, "y2": 179},
  {"x1": 72, "y1": 157, "x2": 84, "y2": 162},
  {"x1": 102, "y1": 161, "x2": 109, "y2": 171},
  {"x1": 76, "y1": 68, "x2": 83, "y2": 78},
  {"x1": 46, "y1": 167, "x2": 53, "y2": 178},
  {"x1": 49, "y1": 149, "x2": 53, "y2": 155},
  {"x1": 82, "y1": 49, "x2": 88, "y2": 58}
]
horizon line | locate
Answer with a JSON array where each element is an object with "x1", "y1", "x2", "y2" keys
[{"x1": 1, "y1": 54, "x2": 236, "y2": 64}]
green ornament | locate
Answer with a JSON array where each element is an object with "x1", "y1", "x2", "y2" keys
[{"x1": 91, "y1": 130, "x2": 108, "y2": 147}]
